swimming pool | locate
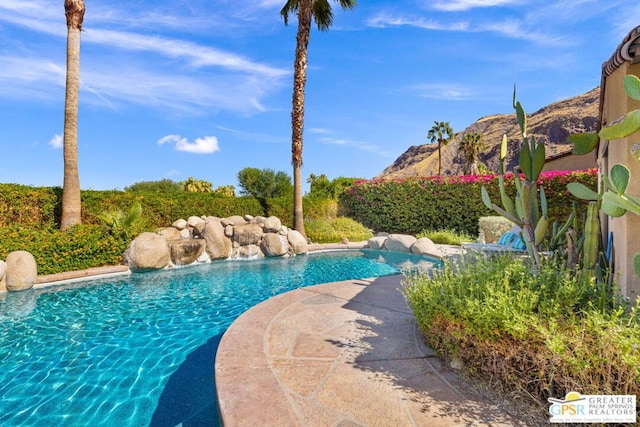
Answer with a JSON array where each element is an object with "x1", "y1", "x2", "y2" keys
[{"x1": 0, "y1": 249, "x2": 441, "y2": 426}]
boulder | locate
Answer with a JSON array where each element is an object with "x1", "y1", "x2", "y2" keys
[
  {"x1": 172, "y1": 218, "x2": 188, "y2": 230},
  {"x1": 263, "y1": 216, "x2": 282, "y2": 233},
  {"x1": 367, "y1": 236, "x2": 387, "y2": 250},
  {"x1": 5, "y1": 251, "x2": 37, "y2": 291},
  {"x1": 0, "y1": 260, "x2": 7, "y2": 293},
  {"x1": 125, "y1": 232, "x2": 170, "y2": 270},
  {"x1": 287, "y1": 230, "x2": 308, "y2": 254},
  {"x1": 169, "y1": 239, "x2": 206, "y2": 266},
  {"x1": 156, "y1": 227, "x2": 181, "y2": 241},
  {"x1": 224, "y1": 225, "x2": 234, "y2": 238},
  {"x1": 411, "y1": 237, "x2": 437, "y2": 255},
  {"x1": 179, "y1": 229, "x2": 191, "y2": 239},
  {"x1": 252, "y1": 216, "x2": 268, "y2": 225},
  {"x1": 384, "y1": 234, "x2": 417, "y2": 253},
  {"x1": 261, "y1": 233, "x2": 289, "y2": 257},
  {"x1": 233, "y1": 223, "x2": 264, "y2": 246},
  {"x1": 222, "y1": 215, "x2": 247, "y2": 227},
  {"x1": 192, "y1": 222, "x2": 206, "y2": 238},
  {"x1": 202, "y1": 218, "x2": 232, "y2": 260},
  {"x1": 236, "y1": 244, "x2": 263, "y2": 259},
  {"x1": 187, "y1": 216, "x2": 206, "y2": 228}
]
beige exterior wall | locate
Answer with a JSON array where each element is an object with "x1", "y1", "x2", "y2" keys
[
  {"x1": 542, "y1": 153, "x2": 597, "y2": 172},
  {"x1": 600, "y1": 61, "x2": 640, "y2": 301}
]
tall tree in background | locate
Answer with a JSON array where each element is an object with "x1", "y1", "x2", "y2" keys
[
  {"x1": 60, "y1": 0, "x2": 85, "y2": 230},
  {"x1": 427, "y1": 121, "x2": 455, "y2": 176},
  {"x1": 281, "y1": 0, "x2": 357, "y2": 238},
  {"x1": 459, "y1": 132, "x2": 486, "y2": 175}
]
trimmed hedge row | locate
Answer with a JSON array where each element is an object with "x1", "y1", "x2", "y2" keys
[{"x1": 339, "y1": 169, "x2": 598, "y2": 236}]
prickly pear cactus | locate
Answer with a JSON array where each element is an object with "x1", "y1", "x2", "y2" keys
[
  {"x1": 481, "y1": 88, "x2": 548, "y2": 266},
  {"x1": 568, "y1": 74, "x2": 640, "y2": 277}
]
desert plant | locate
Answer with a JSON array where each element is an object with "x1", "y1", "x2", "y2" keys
[
  {"x1": 568, "y1": 74, "x2": 640, "y2": 277},
  {"x1": 403, "y1": 256, "x2": 639, "y2": 412},
  {"x1": 97, "y1": 201, "x2": 143, "y2": 240},
  {"x1": 481, "y1": 89, "x2": 549, "y2": 266}
]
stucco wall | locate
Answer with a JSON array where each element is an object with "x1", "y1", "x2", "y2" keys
[
  {"x1": 542, "y1": 153, "x2": 597, "y2": 172},
  {"x1": 601, "y1": 61, "x2": 640, "y2": 301}
]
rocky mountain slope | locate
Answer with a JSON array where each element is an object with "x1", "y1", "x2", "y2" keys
[{"x1": 377, "y1": 87, "x2": 600, "y2": 178}]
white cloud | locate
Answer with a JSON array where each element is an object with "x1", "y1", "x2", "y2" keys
[
  {"x1": 49, "y1": 133, "x2": 62, "y2": 149},
  {"x1": 430, "y1": 0, "x2": 524, "y2": 12},
  {"x1": 367, "y1": 13, "x2": 468, "y2": 31},
  {"x1": 366, "y1": 11, "x2": 570, "y2": 47},
  {"x1": 158, "y1": 134, "x2": 220, "y2": 154},
  {"x1": 409, "y1": 83, "x2": 475, "y2": 100}
]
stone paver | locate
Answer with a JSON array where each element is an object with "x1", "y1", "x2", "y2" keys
[{"x1": 215, "y1": 274, "x2": 528, "y2": 426}]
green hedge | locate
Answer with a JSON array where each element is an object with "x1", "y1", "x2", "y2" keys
[{"x1": 339, "y1": 169, "x2": 598, "y2": 236}]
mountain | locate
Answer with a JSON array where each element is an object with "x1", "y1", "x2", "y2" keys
[{"x1": 377, "y1": 87, "x2": 600, "y2": 178}]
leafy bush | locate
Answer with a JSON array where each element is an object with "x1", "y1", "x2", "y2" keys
[
  {"x1": 416, "y1": 229, "x2": 473, "y2": 245},
  {"x1": 0, "y1": 225, "x2": 127, "y2": 275},
  {"x1": 403, "y1": 256, "x2": 639, "y2": 415},
  {"x1": 339, "y1": 170, "x2": 597, "y2": 237},
  {"x1": 125, "y1": 179, "x2": 183, "y2": 192},
  {"x1": 305, "y1": 217, "x2": 373, "y2": 244},
  {"x1": 478, "y1": 216, "x2": 514, "y2": 243}
]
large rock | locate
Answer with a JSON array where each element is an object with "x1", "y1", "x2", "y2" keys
[
  {"x1": 5, "y1": 251, "x2": 37, "y2": 291},
  {"x1": 263, "y1": 216, "x2": 282, "y2": 233},
  {"x1": 383, "y1": 234, "x2": 417, "y2": 253},
  {"x1": 261, "y1": 234, "x2": 289, "y2": 257},
  {"x1": 411, "y1": 237, "x2": 437, "y2": 255},
  {"x1": 125, "y1": 232, "x2": 170, "y2": 270},
  {"x1": 187, "y1": 216, "x2": 205, "y2": 228},
  {"x1": 287, "y1": 230, "x2": 308, "y2": 254},
  {"x1": 169, "y1": 239, "x2": 206, "y2": 266},
  {"x1": 156, "y1": 226, "x2": 181, "y2": 241},
  {"x1": 172, "y1": 218, "x2": 188, "y2": 230},
  {"x1": 233, "y1": 223, "x2": 264, "y2": 246},
  {"x1": 0, "y1": 260, "x2": 7, "y2": 293},
  {"x1": 202, "y1": 218, "x2": 232, "y2": 260},
  {"x1": 367, "y1": 236, "x2": 387, "y2": 250},
  {"x1": 222, "y1": 215, "x2": 247, "y2": 227},
  {"x1": 235, "y1": 244, "x2": 263, "y2": 259}
]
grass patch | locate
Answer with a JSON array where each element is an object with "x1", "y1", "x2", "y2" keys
[
  {"x1": 305, "y1": 217, "x2": 373, "y2": 244},
  {"x1": 416, "y1": 228, "x2": 473, "y2": 245},
  {"x1": 403, "y1": 255, "x2": 640, "y2": 418}
]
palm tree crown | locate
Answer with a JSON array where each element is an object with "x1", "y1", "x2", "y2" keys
[
  {"x1": 459, "y1": 132, "x2": 486, "y2": 175},
  {"x1": 427, "y1": 121, "x2": 454, "y2": 176}
]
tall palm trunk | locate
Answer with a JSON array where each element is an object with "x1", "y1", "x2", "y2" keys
[
  {"x1": 437, "y1": 139, "x2": 442, "y2": 176},
  {"x1": 61, "y1": 0, "x2": 84, "y2": 230},
  {"x1": 290, "y1": 0, "x2": 312, "y2": 238}
]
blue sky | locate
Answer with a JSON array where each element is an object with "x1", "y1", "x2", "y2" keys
[{"x1": 1, "y1": 0, "x2": 637, "y2": 192}]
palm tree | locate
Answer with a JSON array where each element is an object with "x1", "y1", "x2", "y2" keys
[
  {"x1": 459, "y1": 132, "x2": 486, "y2": 175},
  {"x1": 281, "y1": 0, "x2": 356, "y2": 238},
  {"x1": 60, "y1": 0, "x2": 85, "y2": 230},
  {"x1": 427, "y1": 121, "x2": 454, "y2": 176}
]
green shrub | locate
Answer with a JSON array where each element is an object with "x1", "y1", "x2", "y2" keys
[
  {"x1": 416, "y1": 229, "x2": 473, "y2": 245},
  {"x1": 478, "y1": 216, "x2": 514, "y2": 243},
  {"x1": 339, "y1": 170, "x2": 597, "y2": 237},
  {"x1": 305, "y1": 217, "x2": 373, "y2": 244},
  {"x1": 403, "y1": 256, "x2": 639, "y2": 411},
  {"x1": 0, "y1": 225, "x2": 127, "y2": 275}
]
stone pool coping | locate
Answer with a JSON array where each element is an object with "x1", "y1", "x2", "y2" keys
[
  {"x1": 34, "y1": 242, "x2": 462, "y2": 288},
  {"x1": 214, "y1": 273, "x2": 525, "y2": 426}
]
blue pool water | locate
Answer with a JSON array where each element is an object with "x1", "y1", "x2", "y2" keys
[{"x1": 0, "y1": 249, "x2": 440, "y2": 426}]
